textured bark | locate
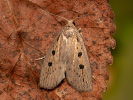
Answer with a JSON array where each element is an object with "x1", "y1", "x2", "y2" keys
[{"x1": 0, "y1": 0, "x2": 116, "y2": 100}]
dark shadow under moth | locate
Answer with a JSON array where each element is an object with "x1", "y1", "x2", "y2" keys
[{"x1": 39, "y1": 20, "x2": 92, "y2": 92}]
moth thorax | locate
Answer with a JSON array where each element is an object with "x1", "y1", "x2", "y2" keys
[{"x1": 63, "y1": 28, "x2": 74, "y2": 39}]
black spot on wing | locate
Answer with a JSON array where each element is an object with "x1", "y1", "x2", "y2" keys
[
  {"x1": 83, "y1": 78, "x2": 84, "y2": 82},
  {"x1": 57, "y1": 34, "x2": 60, "y2": 41},
  {"x1": 57, "y1": 37, "x2": 59, "y2": 41},
  {"x1": 48, "y1": 62, "x2": 52, "y2": 66},
  {"x1": 79, "y1": 64, "x2": 84, "y2": 69},
  {"x1": 77, "y1": 37, "x2": 79, "y2": 42},
  {"x1": 73, "y1": 22, "x2": 75, "y2": 26},
  {"x1": 52, "y1": 50, "x2": 55, "y2": 55},
  {"x1": 78, "y1": 52, "x2": 82, "y2": 57}
]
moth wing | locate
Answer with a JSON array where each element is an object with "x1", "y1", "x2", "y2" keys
[
  {"x1": 66, "y1": 31, "x2": 92, "y2": 92},
  {"x1": 40, "y1": 33, "x2": 65, "y2": 89}
]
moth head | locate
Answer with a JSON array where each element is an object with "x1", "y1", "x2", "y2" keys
[{"x1": 66, "y1": 20, "x2": 75, "y2": 27}]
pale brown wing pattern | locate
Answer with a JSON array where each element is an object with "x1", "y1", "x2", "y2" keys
[
  {"x1": 39, "y1": 33, "x2": 66, "y2": 89},
  {"x1": 66, "y1": 30, "x2": 92, "y2": 92}
]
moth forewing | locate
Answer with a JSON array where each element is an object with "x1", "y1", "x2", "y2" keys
[
  {"x1": 39, "y1": 32, "x2": 66, "y2": 89},
  {"x1": 66, "y1": 26, "x2": 92, "y2": 92}
]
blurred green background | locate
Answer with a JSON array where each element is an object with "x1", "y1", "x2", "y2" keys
[{"x1": 103, "y1": 0, "x2": 133, "y2": 100}]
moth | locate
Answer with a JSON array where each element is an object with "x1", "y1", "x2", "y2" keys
[{"x1": 39, "y1": 18, "x2": 92, "y2": 92}]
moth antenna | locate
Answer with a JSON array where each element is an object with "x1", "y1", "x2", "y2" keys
[
  {"x1": 46, "y1": 10, "x2": 93, "y2": 24},
  {"x1": 72, "y1": 14, "x2": 90, "y2": 21},
  {"x1": 45, "y1": 10, "x2": 69, "y2": 22}
]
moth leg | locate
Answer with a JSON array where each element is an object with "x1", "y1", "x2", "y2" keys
[{"x1": 35, "y1": 56, "x2": 45, "y2": 61}]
